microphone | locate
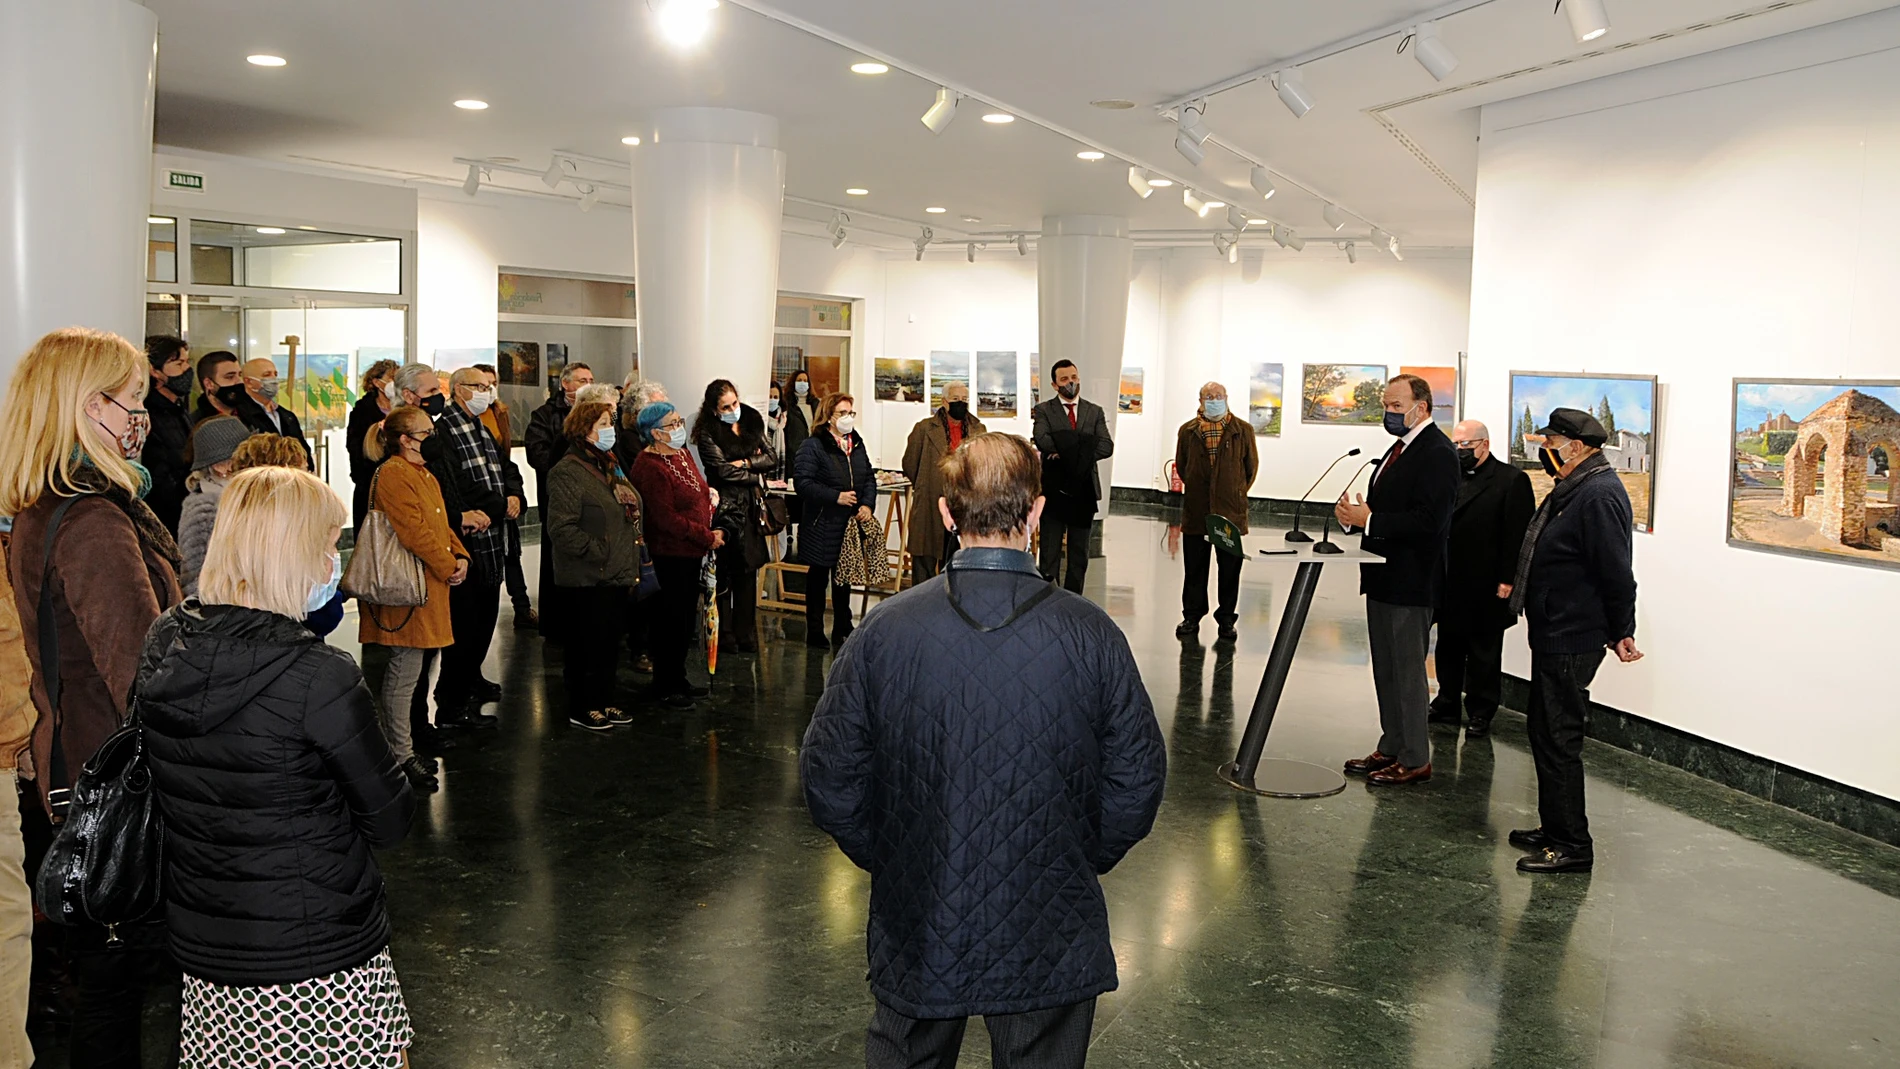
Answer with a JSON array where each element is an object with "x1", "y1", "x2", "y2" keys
[
  {"x1": 1315, "y1": 459, "x2": 1380, "y2": 554},
  {"x1": 1286, "y1": 448, "x2": 1363, "y2": 542}
]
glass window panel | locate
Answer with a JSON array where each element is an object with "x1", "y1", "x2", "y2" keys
[
  {"x1": 774, "y1": 333, "x2": 849, "y2": 401},
  {"x1": 189, "y1": 220, "x2": 402, "y2": 294},
  {"x1": 498, "y1": 273, "x2": 636, "y2": 319},
  {"x1": 145, "y1": 294, "x2": 181, "y2": 339},
  {"x1": 775, "y1": 295, "x2": 850, "y2": 331},
  {"x1": 147, "y1": 217, "x2": 177, "y2": 283}
]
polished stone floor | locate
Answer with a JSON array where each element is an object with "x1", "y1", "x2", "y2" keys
[{"x1": 37, "y1": 512, "x2": 1900, "y2": 1068}]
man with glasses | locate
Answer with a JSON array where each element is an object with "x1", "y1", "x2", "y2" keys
[{"x1": 1429, "y1": 420, "x2": 1535, "y2": 737}]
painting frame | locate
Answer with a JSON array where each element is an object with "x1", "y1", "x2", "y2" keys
[
  {"x1": 1249, "y1": 362, "x2": 1284, "y2": 436},
  {"x1": 1509, "y1": 370, "x2": 1660, "y2": 533},
  {"x1": 976, "y1": 351, "x2": 1018, "y2": 419},
  {"x1": 1727, "y1": 377, "x2": 1900, "y2": 572},
  {"x1": 1300, "y1": 363, "x2": 1388, "y2": 425},
  {"x1": 874, "y1": 357, "x2": 925, "y2": 403},
  {"x1": 928, "y1": 350, "x2": 970, "y2": 412},
  {"x1": 1118, "y1": 367, "x2": 1144, "y2": 415}
]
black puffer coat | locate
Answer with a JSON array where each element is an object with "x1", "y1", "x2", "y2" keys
[
  {"x1": 138, "y1": 601, "x2": 414, "y2": 986},
  {"x1": 793, "y1": 427, "x2": 876, "y2": 569},
  {"x1": 801, "y1": 548, "x2": 1167, "y2": 1017}
]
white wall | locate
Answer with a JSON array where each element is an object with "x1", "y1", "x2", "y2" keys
[
  {"x1": 1470, "y1": 8, "x2": 1900, "y2": 801},
  {"x1": 152, "y1": 149, "x2": 417, "y2": 236}
]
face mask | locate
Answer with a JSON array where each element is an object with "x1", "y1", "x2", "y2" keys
[
  {"x1": 947, "y1": 400, "x2": 969, "y2": 421},
  {"x1": 251, "y1": 377, "x2": 281, "y2": 401},
  {"x1": 216, "y1": 383, "x2": 249, "y2": 410},
  {"x1": 719, "y1": 409, "x2": 741, "y2": 425},
  {"x1": 465, "y1": 389, "x2": 493, "y2": 415},
  {"x1": 833, "y1": 413, "x2": 857, "y2": 435},
  {"x1": 1202, "y1": 399, "x2": 1227, "y2": 421},
  {"x1": 794, "y1": 381, "x2": 809, "y2": 396},
  {"x1": 382, "y1": 380, "x2": 399, "y2": 402},
  {"x1": 1383, "y1": 407, "x2": 1415, "y2": 437},
  {"x1": 1540, "y1": 446, "x2": 1564, "y2": 478},
  {"x1": 96, "y1": 393, "x2": 150, "y2": 460},
  {"x1": 769, "y1": 399, "x2": 780, "y2": 415},
  {"x1": 163, "y1": 371, "x2": 193, "y2": 397},
  {"x1": 1457, "y1": 447, "x2": 1480, "y2": 474},
  {"x1": 419, "y1": 393, "x2": 448, "y2": 418},
  {"x1": 305, "y1": 553, "x2": 343, "y2": 615},
  {"x1": 666, "y1": 426, "x2": 689, "y2": 449},
  {"x1": 1056, "y1": 382, "x2": 1080, "y2": 401},
  {"x1": 596, "y1": 425, "x2": 617, "y2": 453}
]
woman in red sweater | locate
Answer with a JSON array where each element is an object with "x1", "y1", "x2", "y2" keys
[{"x1": 628, "y1": 402, "x2": 723, "y2": 709}]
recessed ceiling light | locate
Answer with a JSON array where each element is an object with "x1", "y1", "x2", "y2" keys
[
  {"x1": 254, "y1": 227, "x2": 286, "y2": 235},
  {"x1": 1090, "y1": 99, "x2": 1136, "y2": 110},
  {"x1": 960, "y1": 215, "x2": 982, "y2": 224},
  {"x1": 296, "y1": 226, "x2": 318, "y2": 231},
  {"x1": 246, "y1": 54, "x2": 286, "y2": 67},
  {"x1": 845, "y1": 188, "x2": 869, "y2": 196},
  {"x1": 146, "y1": 216, "x2": 170, "y2": 225},
  {"x1": 981, "y1": 113, "x2": 1015, "y2": 124},
  {"x1": 1246, "y1": 218, "x2": 1272, "y2": 226},
  {"x1": 1147, "y1": 177, "x2": 1174, "y2": 188},
  {"x1": 1076, "y1": 151, "x2": 1106, "y2": 161},
  {"x1": 454, "y1": 99, "x2": 489, "y2": 110},
  {"x1": 621, "y1": 136, "x2": 641, "y2": 146},
  {"x1": 1204, "y1": 201, "x2": 1227, "y2": 210},
  {"x1": 850, "y1": 62, "x2": 889, "y2": 75},
  {"x1": 925, "y1": 207, "x2": 947, "y2": 214}
]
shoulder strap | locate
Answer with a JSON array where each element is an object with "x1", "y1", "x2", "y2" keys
[
  {"x1": 39, "y1": 495, "x2": 84, "y2": 792},
  {"x1": 944, "y1": 571, "x2": 1058, "y2": 634}
]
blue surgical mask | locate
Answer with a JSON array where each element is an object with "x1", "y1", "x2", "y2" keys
[
  {"x1": 596, "y1": 426, "x2": 617, "y2": 452},
  {"x1": 306, "y1": 553, "x2": 342, "y2": 615},
  {"x1": 667, "y1": 426, "x2": 689, "y2": 449},
  {"x1": 719, "y1": 409, "x2": 741, "y2": 425},
  {"x1": 794, "y1": 381, "x2": 809, "y2": 396},
  {"x1": 769, "y1": 399, "x2": 780, "y2": 415},
  {"x1": 1383, "y1": 409, "x2": 1412, "y2": 437},
  {"x1": 1202, "y1": 399, "x2": 1227, "y2": 420}
]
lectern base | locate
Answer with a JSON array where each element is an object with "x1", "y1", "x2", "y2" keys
[{"x1": 1217, "y1": 759, "x2": 1346, "y2": 799}]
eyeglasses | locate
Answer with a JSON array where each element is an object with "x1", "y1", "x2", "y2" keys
[{"x1": 659, "y1": 419, "x2": 685, "y2": 431}]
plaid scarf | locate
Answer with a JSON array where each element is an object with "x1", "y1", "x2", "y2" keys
[
  {"x1": 1198, "y1": 416, "x2": 1225, "y2": 459},
  {"x1": 437, "y1": 403, "x2": 508, "y2": 584},
  {"x1": 1509, "y1": 450, "x2": 1613, "y2": 615}
]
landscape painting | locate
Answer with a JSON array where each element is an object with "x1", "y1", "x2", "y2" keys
[
  {"x1": 1119, "y1": 368, "x2": 1144, "y2": 414},
  {"x1": 301, "y1": 354, "x2": 350, "y2": 430},
  {"x1": 1249, "y1": 362, "x2": 1284, "y2": 436},
  {"x1": 977, "y1": 351, "x2": 1017, "y2": 418},
  {"x1": 1301, "y1": 364, "x2": 1387, "y2": 424},
  {"x1": 874, "y1": 357, "x2": 925, "y2": 403},
  {"x1": 1730, "y1": 379, "x2": 1900, "y2": 570},
  {"x1": 1509, "y1": 371, "x2": 1658, "y2": 532},
  {"x1": 496, "y1": 341, "x2": 540, "y2": 387},
  {"x1": 1401, "y1": 365, "x2": 1458, "y2": 428},
  {"x1": 929, "y1": 350, "x2": 969, "y2": 411}
]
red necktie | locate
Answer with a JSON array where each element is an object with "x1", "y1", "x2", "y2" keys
[
  {"x1": 1066, "y1": 404, "x2": 1076, "y2": 430},
  {"x1": 1376, "y1": 442, "x2": 1403, "y2": 484}
]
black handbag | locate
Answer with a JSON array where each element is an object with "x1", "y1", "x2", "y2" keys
[
  {"x1": 631, "y1": 542, "x2": 661, "y2": 603},
  {"x1": 32, "y1": 495, "x2": 166, "y2": 939},
  {"x1": 758, "y1": 476, "x2": 790, "y2": 537}
]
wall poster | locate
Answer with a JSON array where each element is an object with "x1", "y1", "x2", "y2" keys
[
  {"x1": 1301, "y1": 364, "x2": 1388, "y2": 424},
  {"x1": 1118, "y1": 368, "x2": 1144, "y2": 414},
  {"x1": 1249, "y1": 362, "x2": 1284, "y2": 436},
  {"x1": 874, "y1": 358, "x2": 925, "y2": 403},
  {"x1": 1730, "y1": 379, "x2": 1900, "y2": 570},
  {"x1": 496, "y1": 341, "x2": 541, "y2": 387},
  {"x1": 977, "y1": 351, "x2": 1018, "y2": 418},
  {"x1": 1509, "y1": 371, "x2": 1658, "y2": 532},
  {"x1": 929, "y1": 350, "x2": 970, "y2": 411}
]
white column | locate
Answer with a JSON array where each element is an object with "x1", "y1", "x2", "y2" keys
[
  {"x1": 629, "y1": 108, "x2": 786, "y2": 408},
  {"x1": 1038, "y1": 215, "x2": 1133, "y2": 495},
  {"x1": 0, "y1": 0, "x2": 157, "y2": 382}
]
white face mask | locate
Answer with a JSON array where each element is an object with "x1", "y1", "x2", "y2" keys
[
  {"x1": 833, "y1": 413, "x2": 856, "y2": 435},
  {"x1": 465, "y1": 389, "x2": 493, "y2": 415}
]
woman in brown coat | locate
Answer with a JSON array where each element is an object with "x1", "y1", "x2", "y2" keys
[
  {"x1": 358, "y1": 405, "x2": 469, "y2": 792},
  {"x1": 0, "y1": 327, "x2": 185, "y2": 1067}
]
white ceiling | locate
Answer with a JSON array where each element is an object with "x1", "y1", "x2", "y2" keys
[{"x1": 146, "y1": 0, "x2": 1898, "y2": 251}]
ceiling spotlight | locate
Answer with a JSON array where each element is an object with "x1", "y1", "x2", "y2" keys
[
  {"x1": 1272, "y1": 69, "x2": 1314, "y2": 118},
  {"x1": 655, "y1": 0, "x2": 720, "y2": 48},
  {"x1": 1342, "y1": 241, "x2": 1358, "y2": 264},
  {"x1": 1370, "y1": 227, "x2": 1394, "y2": 252},
  {"x1": 832, "y1": 228, "x2": 847, "y2": 249},
  {"x1": 254, "y1": 227, "x2": 286, "y2": 235},
  {"x1": 461, "y1": 163, "x2": 485, "y2": 197},
  {"x1": 621, "y1": 136, "x2": 641, "y2": 146},
  {"x1": 1128, "y1": 166, "x2": 1154, "y2": 199},
  {"x1": 845, "y1": 187, "x2": 869, "y2": 196},
  {"x1": 246, "y1": 54, "x2": 286, "y2": 67},
  {"x1": 1227, "y1": 205, "x2": 1247, "y2": 230},
  {"x1": 1175, "y1": 131, "x2": 1206, "y2": 167},
  {"x1": 1077, "y1": 150, "x2": 1106, "y2": 161},
  {"x1": 1271, "y1": 226, "x2": 1305, "y2": 252},
  {"x1": 914, "y1": 226, "x2": 934, "y2": 261},
  {"x1": 1214, "y1": 231, "x2": 1239, "y2": 264},
  {"x1": 541, "y1": 156, "x2": 572, "y2": 189},
  {"x1": 1016, "y1": 233, "x2": 1029, "y2": 257},
  {"x1": 1560, "y1": 0, "x2": 1612, "y2": 44},
  {"x1": 1249, "y1": 166, "x2": 1277, "y2": 200},
  {"x1": 1388, "y1": 239, "x2": 1405, "y2": 261},
  {"x1": 1323, "y1": 204, "x2": 1346, "y2": 232},
  {"x1": 1177, "y1": 101, "x2": 1211, "y2": 146},
  {"x1": 453, "y1": 99, "x2": 489, "y2": 111},
  {"x1": 967, "y1": 243, "x2": 978, "y2": 263},
  {"x1": 578, "y1": 185, "x2": 599, "y2": 213},
  {"x1": 1404, "y1": 22, "x2": 1460, "y2": 82},
  {"x1": 850, "y1": 61, "x2": 889, "y2": 74},
  {"x1": 981, "y1": 112, "x2": 1015, "y2": 124},
  {"x1": 1183, "y1": 190, "x2": 1207, "y2": 216},
  {"x1": 921, "y1": 87, "x2": 960, "y2": 134}
]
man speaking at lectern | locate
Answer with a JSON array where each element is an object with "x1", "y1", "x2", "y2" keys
[{"x1": 1335, "y1": 374, "x2": 1460, "y2": 786}]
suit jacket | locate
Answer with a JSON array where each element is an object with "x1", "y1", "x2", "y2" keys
[
  {"x1": 1030, "y1": 397, "x2": 1113, "y2": 521},
  {"x1": 1439, "y1": 456, "x2": 1536, "y2": 632},
  {"x1": 1357, "y1": 423, "x2": 1460, "y2": 609}
]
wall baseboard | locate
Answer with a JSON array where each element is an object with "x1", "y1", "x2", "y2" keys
[
  {"x1": 1109, "y1": 486, "x2": 1315, "y2": 526},
  {"x1": 1499, "y1": 674, "x2": 1900, "y2": 848}
]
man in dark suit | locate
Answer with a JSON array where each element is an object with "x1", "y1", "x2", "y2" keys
[
  {"x1": 1430, "y1": 419, "x2": 1536, "y2": 737},
  {"x1": 1030, "y1": 359, "x2": 1114, "y2": 594},
  {"x1": 1336, "y1": 374, "x2": 1461, "y2": 786}
]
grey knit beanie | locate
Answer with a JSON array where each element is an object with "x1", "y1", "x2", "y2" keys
[{"x1": 191, "y1": 416, "x2": 252, "y2": 471}]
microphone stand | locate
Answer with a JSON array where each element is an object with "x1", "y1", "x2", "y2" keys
[
  {"x1": 1286, "y1": 448, "x2": 1363, "y2": 542},
  {"x1": 1316, "y1": 458, "x2": 1380, "y2": 555}
]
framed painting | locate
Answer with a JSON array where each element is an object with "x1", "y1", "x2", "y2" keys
[
  {"x1": 1729, "y1": 379, "x2": 1900, "y2": 570},
  {"x1": 1509, "y1": 371, "x2": 1658, "y2": 532}
]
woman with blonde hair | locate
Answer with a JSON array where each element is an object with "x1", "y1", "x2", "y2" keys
[
  {"x1": 139, "y1": 465, "x2": 416, "y2": 1068},
  {"x1": 360, "y1": 404, "x2": 469, "y2": 791},
  {"x1": 0, "y1": 327, "x2": 184, "y2": 1065}
]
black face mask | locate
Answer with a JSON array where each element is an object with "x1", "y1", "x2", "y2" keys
[
  {"x1": 161, "y1": 371, "x2": 193, "y2": 397},
  {"x1": 1056, "y1": 382, "x2": 1079, "y2": 401},
  {"x1": 1540, "y1": 447, "x2": 1563, "y2": 478},
  {"x1": 947, "y1": 400, "x2": 970, "y2": 421},
  {"x1": 1457, "y1": 447, "x2": 1480, "y2": 474},
  {"x1": 215, "y1": 383, "x2": 249, "y2": 410},
  {"x1": 419, "y1": 393, "x2": 448, "y2": 418}
]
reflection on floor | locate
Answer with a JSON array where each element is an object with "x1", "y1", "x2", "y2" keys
[{"x1": 59, "y1": 513, "x2": 1900, "y2": 1067}]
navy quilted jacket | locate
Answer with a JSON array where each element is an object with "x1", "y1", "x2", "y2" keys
[{"x1": 801, "y1": 548, "x2": 1166, "y2": 1017}]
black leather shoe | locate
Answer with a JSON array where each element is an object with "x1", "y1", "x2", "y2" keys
[
  {"x1": 438, "y1": 701, "x2": 498, "y2": 728},
  {"x1": 413, "y1": 725, "x2": 456, "y2": 755},
  {"x1": 1517, "y1": 846, "x2": 1593, "y2": 874},
  {"x1": 399, "y1": 757, "x2": 439, "y2": 793},
  {"x1": 1175, "y1": 619, "x2": 1200, "y2": 638},
  {"x1": 1427, "y1": 708, "x2": 1462, "y2": 726},
  {"x1": 1216, "y1": 623, "x2": 1238, "y2": 643},
  {"x1": 512, "y1": 608, "x2": 539, "y2": 632},
  {"x1": 1465, "y1": 717, "x2": 1492, "y2": 737},
  {"x1": 1508, "y1": 827, "x2": 1550, "y2": 850},
  {"x1": 473, "y1": 679, "x2": 502, "y2": 703}
]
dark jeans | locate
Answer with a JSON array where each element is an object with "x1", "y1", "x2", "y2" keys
[
  {"x1": 1527, "y1": 648, "x2": 1604, "y2": 854},
  {"x1": 1431, "y1": 621, "x2": 1506, "y2": 725},
  {"x1": 803, "y1": 564, "x2": 854, "y2": 640},
  {"x1": 1180, "y1": 533, "x2": 1241, "y2": 626},
  {"x1": 435, "y1": 578, "x2": 501, "y2": 708},
  {"x1": 560, "y1": 585, "x2": 627, "y2": 714},
  {"x1": 504, "y1": 520, "x2": 531, "y2": 612},
  {"x1": 866, "y1": 998, "x2": 1095, "y2": 1069},
  {"x1": 66, "y1": 921, "x2": 180, "y2": 1068},
  {"x1": 624, "y1": 590, "x2": 649, "y2": 662},
  {"x1": 1037, "y1": 516, "x2": 1092, "y2": 594},
  {"x1": 649, "y1": 555, "x2": 702, "y2": 693}
]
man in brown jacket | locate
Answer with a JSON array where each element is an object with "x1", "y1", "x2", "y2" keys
[
  {"x1": 1174, "y1": 382, "x2": 1259, "y2": 643},
  {"x1": 0, "y1": 535, "x2": 37, "y2": 1066},
  {"x1": 900, "y1": 382, "x2": 986, "y2": 585}
]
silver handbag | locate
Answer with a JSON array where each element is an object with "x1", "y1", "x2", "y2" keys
[{"x1": 343, "y1": 465, "x2": 428, "y2": 610}]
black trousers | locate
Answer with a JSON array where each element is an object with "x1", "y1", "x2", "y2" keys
[
  {"x1": 716, "y1": 545, "x2": 758, "y2": 641},
  {"x1": 560, "y1": 585, "x2": 626, "y2": 714},
  {"x1": 803, "y1": 564, "x2": 854, "y2": 639},
  {"x1": 504, "y1": 519, "x2": 531, "y2": 611},
  {"x1": 649, "y1": 555, "x2": 702, "y2": 693},
  {"x1": 1527, "y1": 648, "x2": 1604, "y2": 854},
  {"x1": 435, "y1": 577, "x2": 501, "y2": 708},
  {"x1": 66, "y1": 921, "x2": 180, "y2": 1069},
  {"x1": 1180, "y1": 533, "x2": 1241, "y2": 626},
  {"x1": 866, "y1": 998, "x2": 1095, "y2": 1069},
  {"x1": 1037, "y1": 517, "x2": 1091, "y2": 595},
  {"x1": 1431, "y1": 621, "x2": 1506, "y2": 724},
  {"x1": 623, "y1": 589, "x2": 649, "y2": 662}
]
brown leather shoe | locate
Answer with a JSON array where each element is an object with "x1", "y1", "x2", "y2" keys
[
  {"x1": 1368, "y1": 762, "x2": 1433, "y2": 786},
  {"x1": 1344, "y1": 751, "x2": 1399, "y2": 776}
]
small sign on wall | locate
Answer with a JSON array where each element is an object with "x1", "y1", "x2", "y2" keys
[{"x1": 165, "y1": 170, "x2": 205, "y2": 194}]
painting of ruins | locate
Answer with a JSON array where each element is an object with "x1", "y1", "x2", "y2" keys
[
  {"x1": 1730, "y1": 379, "x2": 1900, "y2": 570},
  {"x1": 1508, "y1": 372, "x2": 1657, "y2": 532}
]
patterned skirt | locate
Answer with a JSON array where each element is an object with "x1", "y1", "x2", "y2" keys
[{"x1": 180, "y1": 947, "x2": 414, "y2": 1068}]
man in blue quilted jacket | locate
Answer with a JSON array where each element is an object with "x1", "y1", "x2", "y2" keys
[{"x1": 802, "y1": 432, "x2": 1167, "y2": 1069}]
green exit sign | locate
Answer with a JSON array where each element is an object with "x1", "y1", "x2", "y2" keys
[{"x1": 166, "y1": 170, "x2": 205, "y2": 193}]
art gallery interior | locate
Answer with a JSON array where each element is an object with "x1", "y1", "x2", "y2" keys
[{"x1": 5, "y1": 1, "x2": 1900, "y2": 1066}]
